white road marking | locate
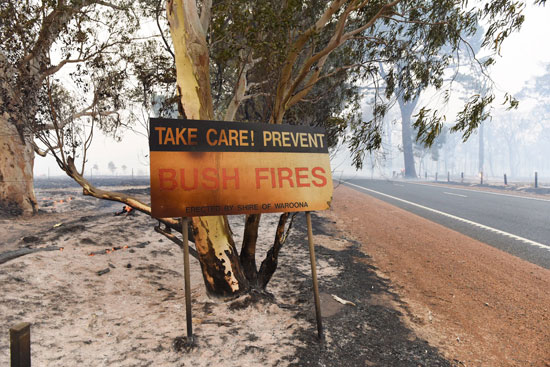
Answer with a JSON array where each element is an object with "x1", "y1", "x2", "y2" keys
[
  {"x1": 444, "y1": 192, "x2": 468, "y2": 198},
  {"x1": 408, "y1": 182, "x2": 550, "y2": 203},
  {"x1": 344, "y1": 182, "x2": 550, "y2": 252}
]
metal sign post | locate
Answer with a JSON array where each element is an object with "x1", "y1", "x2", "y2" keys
[
  {"x1": 306, "y1": 211, "x2": 324, "y2": 341},
  {"x1": 181, "y1": 217, "x2": 193, "y2": 343}
]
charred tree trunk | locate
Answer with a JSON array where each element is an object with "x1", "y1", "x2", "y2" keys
[
  {"x1": 258, "y1": 213, "x2": 290, "y2": 288},
  {"x1": 240, "y1": 214, "x2": 261, "y2": 285},
  {"x1": 191, "y1": 216, "x2": 250, "y2": 297},
  {"x1": 0, "y1": 114, "x2": 38, "y2": 216}
]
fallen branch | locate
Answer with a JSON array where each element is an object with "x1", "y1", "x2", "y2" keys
[
  {"x1": 154, "y1": 225, "x2": 199, "y2": 260},
  {"x1": 0, "y1": 246, "x2": 62, "y2": 265},
  {"x1": 332, "y1": 294, "x2": 356, "y2": 306}
]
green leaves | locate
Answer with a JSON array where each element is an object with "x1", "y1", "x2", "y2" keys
[
  {"x1": 339, "y1": 0, "x2": 538, "y2": 170},
  {"x1": 503, "y1": 93, "x2": 519, "y2": 110},
  {"x1": 413, "y1": 107, "x2": 444, "y2": 147},
  {"x1": 451, "y1": 93, "x2": 494, "y2": 142}
]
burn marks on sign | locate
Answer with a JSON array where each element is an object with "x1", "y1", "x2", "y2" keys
[{"x1": 149, "y1": 119, "x2": 333, "y2": 217}]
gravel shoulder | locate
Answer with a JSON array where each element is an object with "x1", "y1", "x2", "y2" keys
[{"x1": 331, "y1": 184, "x2": 550, "y2": 367}]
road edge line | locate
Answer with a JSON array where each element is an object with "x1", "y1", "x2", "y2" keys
[
  {"x1": 343, "y1": 182, "x2": 550, "y2": 252},
  {"x1": 407, "y1": 181, "x2": 550, "y2": 202}
]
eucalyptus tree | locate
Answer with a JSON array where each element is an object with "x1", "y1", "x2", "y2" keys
[
  {"x1": 0, "y1": 0, "x2": 143, "y2": 216},
  {"x1": 160, "y1": 0, "x2": 534, "y2": 298},
  {"x1": 1, "y1": 0, "x2": 539, "y2": 299},
  {"x1": 354, "y1": 17, "x2": 498, "y2": 178},
  {"x1": 489, "y1": 67, "x2": 550, "y2": 177},
  {"x1": 107, "y1": 161, "x2": 117, "y2": 176}
]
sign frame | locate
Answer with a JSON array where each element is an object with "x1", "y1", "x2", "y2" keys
[
  {"x1": 149, "y1": 118, "x2": 333, "y2": 217},
  {"x1": 149, "y1": 117, "x2": 330, "y2": 342}
]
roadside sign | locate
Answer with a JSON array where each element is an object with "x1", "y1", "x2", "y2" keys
[{"x1": 149, "y1": 118, "x2": 333, "y2": 217}]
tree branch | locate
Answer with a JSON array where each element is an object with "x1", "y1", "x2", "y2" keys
[
  {"x1": 43, "y1": 57, "x2": 87, "y2": 77},
  {"x1": 19, "y1": 0, "x2": 125, "y2": 73},
  {"x1": 272, "y1": 0, "x2": 348, "y2": 123},
  {"x1": 157, "y1": 0, "x2": 175, "y2": 59},
  {"x1": 257, "y1": 212, "x2": 296, "y2": 289},
  {"x1": 63, "y1": 156, "x2": 183, "y2": 235},
  {"x1": 199, "y1": 0, "x2": 212, "y2": 34},
  {"x1": 94, "y1": 1, "x2": 130, "y2": 11},
  {"x1": 273, "y1": 0, "x2": 404, "y2": 123},
  {"x1": 381, "y1": 15, "x2": 448, "y2": 26},
  {"x1": 224, "y1": 52, "x2": 254, "y2": 121},
  {"x1": 80, "y1": 120, "x2": 95, "y2": 175},
  {"x1": 32, "y1": 141, "x2": 60, "y2": 157},
  {"x1": 154, "y1": 224, "x2": 199, "y2": 259},
  {"x1": 42, "y1": 36, "x2": 157, "y2": 79}
]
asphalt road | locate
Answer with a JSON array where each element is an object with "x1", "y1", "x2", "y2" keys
[{"x1": 343, "y1": 179, "x2": 550, "y2": 269}]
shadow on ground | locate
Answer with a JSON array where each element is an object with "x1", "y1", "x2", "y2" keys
[{"x1": 276, "y1": 213, "x2": 453, "y2": 367}]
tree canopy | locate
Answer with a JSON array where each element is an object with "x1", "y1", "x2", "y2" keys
[
  {"x1": 177, "y1": 0, "x2": 541, "y2": 162},
  {"x1": 1, "y1": 0, "x2": 543, "y2": 176}
]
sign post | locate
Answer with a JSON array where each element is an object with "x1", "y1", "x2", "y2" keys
[
  {"x1": 306, "y1": 212, "x2": 323, "y2": 340},
  {"x1": 181, "y1": 217, "x2": 193, "y2": 342},
  {"x1": 150, "y1": 118, "x2": 333, "y2": 341}
]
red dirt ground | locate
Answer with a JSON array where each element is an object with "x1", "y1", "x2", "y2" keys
[{"x1": 329, "y1": 185, "x2": 550, "y2": 367}]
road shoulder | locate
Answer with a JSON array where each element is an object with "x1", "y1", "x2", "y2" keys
[{"x1": 328, "y1": 184, "x2": 550, "y2": 367}]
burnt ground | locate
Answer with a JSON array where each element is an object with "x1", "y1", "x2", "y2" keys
[
  {"x1": 270, "y1": 213, "x2": 452, "y2": 367},
  {"x1": 34, "y1": 176, "x2": 151, "y2": 190},
  {"x1": 0, "y1": 178, "x2": 460, "y2": 366}
]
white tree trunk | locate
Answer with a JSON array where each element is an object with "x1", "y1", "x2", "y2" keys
[
  {"x1": 167, "y1": 0, "x2": 249, "y2": 298},
  {"x1": 0, "y1": 114, "x2": 37, "y2": 216}
]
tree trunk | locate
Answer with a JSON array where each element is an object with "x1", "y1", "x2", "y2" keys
[
  {"x1": 0, "y1": 114, "x2": 37, "y2": 216},
  {"x1": 385, "y1": 118, "x2": 393, "y2": 176},
  {"x1": 398, "y1": 97, "x2": 418, "y2": 178},
  {"x1": 507, "y1": 141, "x2": 516, "y2": 178},
  {"x1": 192, "y1": 216, "x2": 250, "y2": 298},
  {"x1": 167, "y1": 0, "x2": 249, "y2": 299},
  {"x1": 258, "y1": 213, "x2": 290, "y2": 288},
  {"x1": 240, "y1": 214, "x2": 261, "y2": 285},
  {"x1": 478, "y1": 121, "x2": 484, "y2": 174}
]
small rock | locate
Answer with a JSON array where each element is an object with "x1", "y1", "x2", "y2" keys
[
  {"x1": 97, "y1": 268, "x2": 110, "y2": 276},
  {"x1": 22, "y1": 235, "x2": 40, "y2": 243}
]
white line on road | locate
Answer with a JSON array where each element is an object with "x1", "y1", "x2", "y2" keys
[
  {"x1": 444, "y1": 192, "x2": 468, "y2": 198},
  {"x1": 344, "y1": 182, "x2": 550, "y2": 252},
  {"x1": 408, "y1": 182, "x2": 550, "y2": 203}
]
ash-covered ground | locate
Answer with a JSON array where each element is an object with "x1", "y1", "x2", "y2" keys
[{"x1": 0, "y1": 177, "x2": 453, "y2": 366}]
